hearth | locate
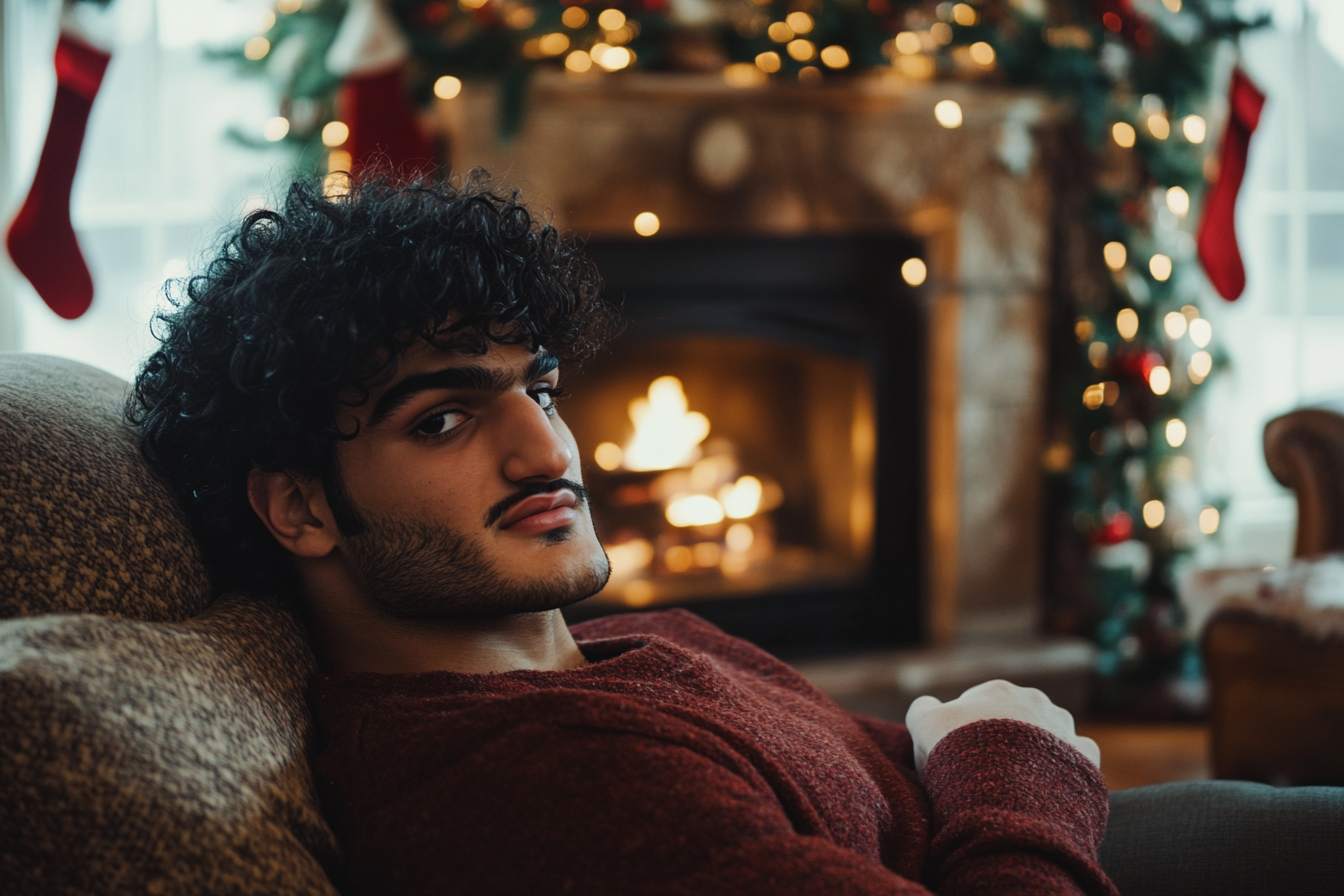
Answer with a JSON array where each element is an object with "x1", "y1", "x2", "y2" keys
[{"x1": 562, "y1": 234, "x2": 924, "y2": 655}]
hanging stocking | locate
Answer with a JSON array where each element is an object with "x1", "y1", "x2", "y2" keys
[
  {"x1": 325, "y1": 0, "x2": 434, "y2": 176},
  {"x1": 5, "y1": 30, "x2": 111, "y2": 319},
  {"x1": 1197, "y1": 68, "x2": 1267, "y2": 301}
]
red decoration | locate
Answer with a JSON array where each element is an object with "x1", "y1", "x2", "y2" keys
[
  {"x1": 1197, "y1": 68, "x2": 1267, "y2": 301},
  {"x1": 5, "y1": 36, "x2": 111, "y2": 320},
  {"x1": 338, "y1": 68, "x2": 435, "y2": 176},
  {"x1": 1094, "y1": 511, "x2": 1134, "y2": 545}
]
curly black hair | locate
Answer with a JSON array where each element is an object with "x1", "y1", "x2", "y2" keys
[{"x1": 128, "y1": 170, "x2": 617, "y2": 594}]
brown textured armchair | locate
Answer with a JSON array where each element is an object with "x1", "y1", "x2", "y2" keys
[{"x1": 1202, "y1": 406, "x2": 1344, "y2": 786}]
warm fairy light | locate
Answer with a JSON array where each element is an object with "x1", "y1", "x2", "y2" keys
[
  {"x1": 459, "y1": 0, "x2": 489, "y2": 9},
  {"x1": 1076, "y1": 317, "x2": 1095, "y2": 343},
  {"x1": 725, "y1": 522, "x2": 754, "y2": 552},
  {"x1": 562, "y1": 6, "x2": 589, "y2": 28},
  {"x1": 539, "y1": 32, "x2": 570, "y2": 56},
  {"x1": 787, "y1": 39, "x2": 816, "y2": 61},
  {"x1": 1181, "y1": 303, "x2": 1199, "y2": 320},
  {"x1": 633, "y1": 211, "x2": 660, "y2": 236},
  {"x1": 606, "y1": 538, "x2": 654, "y2": 577},
  {"x1": 664, "y1": 544, "x2": 694, "y2": 572},
  {"x1": 565, "y1": 50, "x2": 593, "y2": 72},
  {"x1": 1166, "y1": 418, "x2": 1187, "y2": 447},
  {"x1": 258, "y1": 10, "x2": 276, "y2": 31},
  {"x1": 1103, "y1": 241, "x2": 1127, "y2": 270},
  {"x1": 326, "y1": 149, "x2": 352, "y2": 173},
  {"x1": 263, "y1": 116, "x2": 290, "y2": 141},
  {"x1": 1189, "y1": 350, "x2": 1213, "y2": 380},
  {"x1": 1163, "y1": 311, "x2": 1187, "y2": 339},
  {"x1": 321, "y1": 121, "x2": 349, "y2": 147},
  {"x1": 277, "y1": 0, "x2": 303, "y2": 13},
  {"x1": 434, "y1": 76, "x2": 463, "y2": 99},
  {"x1": 597, "y1": 8, "x2": 626, "y2": 30},
  {"x1": 1199, "y1": 506, "x2": 1220, "y2": 535},
  {"x1": 1163, "y1": 0, "x2": 1183, "y2": 11},
  {"x1": 1083, "y1": 383, "x2": 1105, "y2": 410},
  {"x1": 244, "y1": 37, "x2": 271, "y2": 60},
  {"x1": 1189, "y1": 318, "x2": 1212, "y2": 347},
  {"x1": 896, "y1": 55, "x2": 937, "y2": 79},
  {"x1": 624, "y1": 376, "x2": 707, "y2": 470},
  {"x1": 931, "y1": 22, "x2": 953, "y2": 44},
  {"x1": 594, "y1": 442, "x2": 623, "y2": 471},
  {"x1": 323, "y1": 171, "x2": 350, "y2": 199},
  {"x1": 719, "y1": 475, "x2": 763, "y2": 519},
  {"x1": 1088, "y1": 341, "x2": 1108, "y2": 368},
  {"x1": 1147, "y1": 113, "x2": 1171, "y2": 140},
  {"x1": 798, "y1": 65, "x2": 822, "y2": 83},
  {"x1": 768, "y1": 21, "x2": 794, "y2": 42},
  {"x1": 1117, "y1": 308, "x2": 1140, "y2": 341},
  {"x1": 895, "y1": 31, "x2": 923, "y2": 54},
  {"x1": 901, "y1": 257, "x2": 928, "y2": 286},
  {"x1": 934, "y1": 100, "x2": 963, "y2": 128},
  {"x1": 595, "y1": 45, "x2": 633, "y2": 70},
  {"x1": 724, "y1": 62, "x2": 767, "y2": 86},
  {"x1": 1149, "y1": 253, "x2": 1173, "y2": 281},
  {"x1": 820, "y1": 45, "x2": 850, "y2": 68},
  {"x1": 1112, "y1": 122, "x2": 1136, "y2": 149},
  {"x1": 1182, "y1": 114, "x2": 1207, "y2": 144},
  {"x1": 1143, "y1": 499, "x2": 1166, "y2": 528},
  {"x1": 755, "y1": 51, "x2": 782, "y2": 73},
  {"x1": 1149, "y1": 365, "x2": 1172, "y2": 395},
  {"x1": 666, "y1": 494, "x2": 725, "y2": 528},
  {"x1": 1166, "y1": 186, "x2": 1190, "y2": 216},
  {"x1": 786, "y1": 11, "x2": 814, "y2": 33},
  {"x1": 952, "y1": 3, "x2": 978, "y2": 25},
  {"x1": 969, "y1": 42, "x2": 995, "y2": 66},
  {"x1": 505, "y1": 6, "x2": 537, "y2": 28}
]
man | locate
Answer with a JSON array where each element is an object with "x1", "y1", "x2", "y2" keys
[{"x1": 130, "y1": 171, "x2": 1115, "y2": 895}]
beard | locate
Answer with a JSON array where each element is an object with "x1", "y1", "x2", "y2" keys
[{"x1": 339, "y1": 492, "x2": 611, "y2": 620}]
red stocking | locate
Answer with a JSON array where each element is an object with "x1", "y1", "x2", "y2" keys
[
  {"x1": 1197, "y1": 68, "x2": 1267, "y2": 302},
  {"x1": 5, "y1": 36, "x2": 111, "y2": 320},
  {"x1": 338, "y1": 67, "x2": 435, "y2": 176}
]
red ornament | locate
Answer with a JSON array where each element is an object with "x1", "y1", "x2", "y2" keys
[{"x1": 1095, "y1": 511, "x2": 1134, "y2": 545}]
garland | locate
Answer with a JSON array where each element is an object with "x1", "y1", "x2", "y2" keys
[{"x1": 234, "y1": 0, "x2": 1264, "y2": 708}]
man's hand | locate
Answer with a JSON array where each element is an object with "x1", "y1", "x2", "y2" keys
[{"x1": 905, "y1": 680, "x2": 1101, "y2": 777}]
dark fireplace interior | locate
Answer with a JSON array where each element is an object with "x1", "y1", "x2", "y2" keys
[{"x1": 561, "y1": 235, "x2": 927, "y2": 656}]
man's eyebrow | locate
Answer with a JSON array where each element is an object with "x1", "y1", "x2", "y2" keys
[{"x1": 367, "y1": 350, "x2": 559, "y2": 428}]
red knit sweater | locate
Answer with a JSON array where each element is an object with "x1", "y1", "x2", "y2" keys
[{"x1": 312, "y1": 609, "x2": 1117, "y2": 895}]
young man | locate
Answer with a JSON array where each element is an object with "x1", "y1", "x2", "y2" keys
[{"x1": 130, "y1": 172, "x2": 1115, "y2": 895}]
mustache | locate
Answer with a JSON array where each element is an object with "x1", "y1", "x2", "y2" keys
[{"x1": 483, "y1": 479, "x2": 589, "y2": 529}]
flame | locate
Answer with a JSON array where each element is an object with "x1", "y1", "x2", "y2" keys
[
  {"x1": 719, "y1": 475, "x2": 762, "y2": 519},
  {"x1": 623, "y1": 376, "x2": 710, "y2": 471},
  {"x1": 666, "y1": 494, "x2": 726, "y2": 527}
]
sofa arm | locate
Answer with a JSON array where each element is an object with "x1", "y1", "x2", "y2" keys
[{"x1": 1264, "y1": 407, "x2": 1344, "y2": 558}]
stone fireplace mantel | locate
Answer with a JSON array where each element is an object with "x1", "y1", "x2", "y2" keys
[{"x1": 439, "y1": 73, "x2": 1073, "y2": 656}]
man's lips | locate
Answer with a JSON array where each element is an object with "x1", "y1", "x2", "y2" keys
[{"x1": 496, "y1": 489, "x2": 580, "y2": 533}]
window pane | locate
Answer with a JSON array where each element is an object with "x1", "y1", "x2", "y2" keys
[
  {"x1": 1308, "y1": 214, "x2": 1344, "y2": 314},
  {"x1": 1307, "y1": 22, "x2": 1344, "y2": 190}
]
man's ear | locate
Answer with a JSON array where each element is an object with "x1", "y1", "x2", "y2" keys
[{"x1": 247, "y1": 469, "x2": 340, "y2": 559}]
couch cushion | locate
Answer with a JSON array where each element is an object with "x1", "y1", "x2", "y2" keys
[
  {"x1": 0, "y1": 353, "x2": 211, "y2": 621},
  {"x1": 0, "y1": 593, "x2": 341, "y2": 896}
]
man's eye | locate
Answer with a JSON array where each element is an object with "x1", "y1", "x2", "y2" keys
[{"x1": 416, "y1": 410, "x2": 465, "y2": 437}]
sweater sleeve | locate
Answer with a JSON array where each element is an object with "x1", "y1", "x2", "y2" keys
[
  {"x1": 922, "y1": 719, "x2": 1120, "y2": 896},
  {"x1": 333, "y1": 706, "x2": 1116, "y2": 896}
]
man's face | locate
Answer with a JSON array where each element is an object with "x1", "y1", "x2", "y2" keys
[{"x1": 326, "y1": 339, "x2": 610, "y2": 618}]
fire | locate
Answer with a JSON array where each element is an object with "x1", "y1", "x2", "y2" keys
[{"x1": 621, "y1": 376, "x2": 709, "y2": 472}]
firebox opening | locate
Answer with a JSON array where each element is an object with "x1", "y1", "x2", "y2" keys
[{"x1": 562, "y1": 336, "x2": 874, "y2": 612}]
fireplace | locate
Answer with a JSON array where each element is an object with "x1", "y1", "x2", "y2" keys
[{"x1": 561, "y1": 235, "x2": 924, "y2": 654}]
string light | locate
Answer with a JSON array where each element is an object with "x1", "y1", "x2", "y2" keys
[
  {"x1": 1076, "y1": 317, "x2": 1095, "y2": 343},
  {"x1": 820, "y1": 45, "x2": 850, "y2": 68},
  {"x1": 1163, "y1": 311, "x2": 1187, "y2": 339},
  {"x1": 901, "y1": 257, "x2": 927, "y2": 286},
  {"x1": 1199, "y1": 506, "x2": 1220, "y2": 535},
  {"x1": 1117, "y1": 308, "x2": 1139, "y2": 341},
  {"x1": 1183, "y1": 114, "x2": 1207, "y2": 143},
  {"x1": 895, "y1": 31, "x2": 923, "y2": 54},
  {"x1": 1088, "y1": 341, "x2": 1108, "y2": 368},
  {"x1": 257, "y1": 10, "x2": 276, "y2": 31},
  {"x1": 1163, "y1": 0, "x2": 1183, "y2": 11},
  {"x1": 755, "y1": 51, "x2": 781, "y2": 73},
  {"x1": 277, "y1": 0, "x2": 302, "y2": 14},
  {"x1": 594, "y1": 45, "x2": 633, "y2": 70},
  {"x1": 768, "y1": 21, "x2": 794, "y2": 42},
  {"x1": 787, "y1": 39, "x2": 816, "y2": 61},
  {"x1": 244, "y1": 37, "x2": 271, "y2": 60},
  {"x1": 434, "y1": 76, "x2": 463, "y2": 99},
  {"x1": 321, "y1": 121, "x2": 349, "y2": 147},
  {"x1": 565, "y1": 50, "x2": 593, "y2": 72},
  {"x1": 799, "y1": 65, "x2": 822, "y2": 83},
  {"x1": 1143, "y1": 499, "x2": 1166, "y2": 528},
  {"x1": 1149, "y1": 365, "x2": 1172, "y2": 395},
  {"x1": 1149, "y1": 254, "x2": 1173, "y2": 281},
  {"x1": 1147, "y1": 113, "x2": 1170, "y2": 140},
  {"x1": 538, "y1": 33, "x2": 570, "y2": 56},
  {"x1": 785, "y1": 11, "x2": 814, "y2": 33},
  {"x1": 1189, "y1": 318, "x2": 1212, "y2": 347},
  {"x1": 262, "y1": 116, "x2": 290, "y2": 141},
  {"x1": 562, "y1": 7, "x2": 589, "y2": 28},
  {"x1": 1103, "y1": 241, "x2": 1127, "y2": 270},
  {"x1": 969, "y1": 42, "x2": 995, "y2": 66},
  {"x1": 952, "y1": 3, "x2": 978, "y2": 25},
  {"x1": 634, "y1": 212, "x2": 660, "y2": 236},
  {"x1": 1112, "y1": 122, "x2": 1136, "y2": 148},
  {"x1": 931, "y1": 22, "x2": 953, "y2": 44},
  {"x1": 597, "y1": 8, "x2": 626, "y2": 30},
  {"x1": 327, "y1": 149, "x2": 351, "y2": 173},
  {"x1": 1083, "y1": 383, "x2": 1105, "y2": 409},
  {"x1": 1166, "y1": 418, "x2": 1187, "y2": 447},
  {"x1": 1189, "y1": 350, "x2": 1212, "y2": 380},
  {"x1": 934, "y1": 100, "x2": 963, "y2": 128},
  {"x1": 1166, "y1": 186, "x2": 1190, "y2": 216},
  {"x1": 594, "y1": 442, "x2": 623, "y2": 471}
]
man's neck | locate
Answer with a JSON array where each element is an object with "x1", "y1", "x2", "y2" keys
[{"x1": 300, "y1": 574, "x2": 588, "y2": 676}]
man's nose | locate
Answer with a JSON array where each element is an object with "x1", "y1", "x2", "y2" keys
[{"x1": 500, "y1": 394, "x2": 573, "y2": 483}]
